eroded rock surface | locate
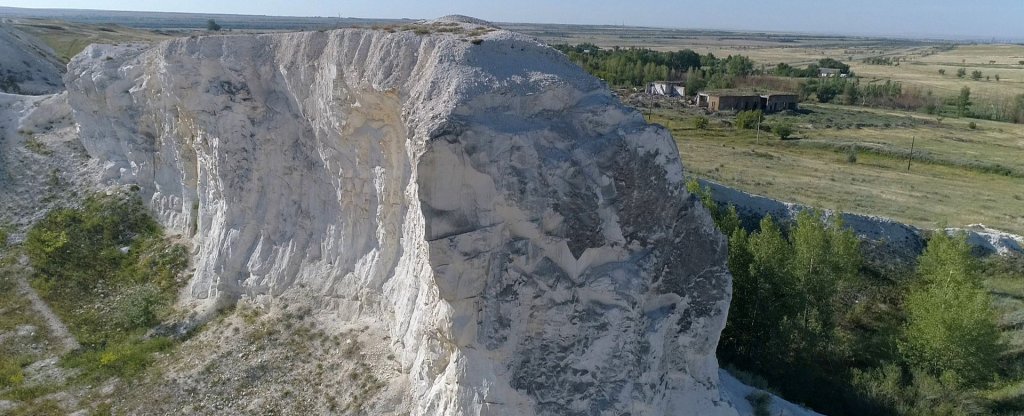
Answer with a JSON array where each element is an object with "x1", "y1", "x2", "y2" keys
[{"x1": 65, "y1": 19, "x2": 735, "y2": 415}]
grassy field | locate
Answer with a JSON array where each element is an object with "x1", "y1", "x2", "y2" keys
[
  {"x1": 646, "y1": 104, "x2": 1024, "y2": 235},
  {"x1": 10, "y1": 19, "x2": 173, "y2": 63},
  {"x1": 519, "y1": 25, "x2": 1024, "y2": 117}
]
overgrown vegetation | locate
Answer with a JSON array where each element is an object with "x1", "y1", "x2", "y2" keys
[
  {"x1": 552, "y1": 43, "x2": 754, "y2": 88},
  {"x1": 735, "y1": 110, "x2": 763, "y2": 130},
  {"x1": 24, "y1": 192, "x2": 189, "y2": 381},
  {"x1": 689, "y1": 179, "x2": 1022, "y2": 415}
]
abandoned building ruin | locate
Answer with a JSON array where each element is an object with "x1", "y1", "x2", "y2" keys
[
  {"x1": 696, "y1": 90, "x2": 799, "y2": 113},
  {"x1": 646, "y1": 81, "x2": 686, "y2": 97}
]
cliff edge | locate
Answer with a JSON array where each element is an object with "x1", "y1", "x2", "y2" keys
[{"x1": 64, "y1": 19, "x2": 737, "y2": 415}]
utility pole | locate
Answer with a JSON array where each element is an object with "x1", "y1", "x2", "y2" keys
[
  {"x1": 756, "y1": 115, "x2": 761, "y2": 144},
  {"x1": 907, "y1": 136, "x2": 915, "y2": 171}
]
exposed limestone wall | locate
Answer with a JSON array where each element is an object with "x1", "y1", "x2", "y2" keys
[{"x1": 65, "y1": 21, "x2": 736, "y2": 415}]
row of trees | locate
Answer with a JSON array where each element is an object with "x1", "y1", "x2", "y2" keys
[
  {"x1": 552, "y1": 44, "x2": 756, "y2": 88},
  {"x1": 774, "y1": 58, "x2": 852, "y2": 77},
  {"x1": 688, "y1": 180, "x2": 1009, "y2": 415},
  {"x1": 942, "y1": 67, "x2": 1000, "y2": 82}
]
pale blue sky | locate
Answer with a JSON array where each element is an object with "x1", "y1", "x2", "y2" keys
[{"x1": 4, "y1": 0, "x2": 1023, "y2": 40}]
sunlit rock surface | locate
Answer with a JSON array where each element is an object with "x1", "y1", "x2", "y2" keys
[{"x1": 65, "y1": 18, "x2": 738, "y2": 415}]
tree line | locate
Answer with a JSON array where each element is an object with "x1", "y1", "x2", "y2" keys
[
  {"x1": 688, "y1": 180, "x2": 1016, "y2": 415},
  {"x1": 551, "y1": 43, "x2": 755, "y2": 89}
]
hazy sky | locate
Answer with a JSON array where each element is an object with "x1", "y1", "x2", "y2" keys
[{"x1": 5, "y1": 0, "x2": 1023, "y2": 40}]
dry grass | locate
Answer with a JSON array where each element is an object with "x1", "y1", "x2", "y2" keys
[
  {"x1": 11, "y1": 19, "x2": 174, "y2": 63},
  {"x1": 522, "y1": 25, "x2": 1024, "y2": 113},
  {"x1": 531, "y1": 26, "x2": 1024, "y2": 235},
  {"x1": 649, "y1": 105, "x2": 1024, "y2": 235}
]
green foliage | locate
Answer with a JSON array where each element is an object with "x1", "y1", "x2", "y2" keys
[
  {"x1": 851, "y1": 364, "x2": 978, "y2": 416},
  {"x1": 789, "y1": 211, "x2": 861, "y2": 343},
  {"x1": 772, "y1": 122, "x2": 794, "y2": 139},
  {"x1": 61, "y1": 336, "x2": 175, "y2": 382},
  {"x1": 686, "y1": 179, "x2": 740, "y2": 236},
  {"x1": 968, "y1": 121, "x2": 977, "y2": 130},
  {"x1": 552, "y1": 44, "x2": 701, "y2": 86},
  {"x1": 693, "y1": 115, "x2": 710, "y2": 129},
  {"x1": 25, "y1": 193, "x2": 160, "y2": 291},
  {"x1": 843, "y1": 80, "x2": 861, "y2": 105},
  {"x1": 0, "y1": 356, "x2": 28, "y2": 388},
  {"x1": 552, "y1": 44, "x2": 760, "y2": 88},
  {"x1": 735, "y1": 110, "x2": 763, "y2": 129},
  {"x1": 938, "y1": 69, "x2": 946, "y2": 75},
  {"x1": 865, "y1": 56, "x2": 898, "y2": 66},
  {"x1": 716, "y1": 221, "x2": 1010, "y2": 415},
  {"x1": 24, "y1": 192, "x2": 188, "y2": 380},
  {"x1": 971, "y1": 70, "x2": 983, "y2": 81},
  {"x1": 957, "y1": 68, "x2": 967, "y2": 78},
  {"x1": 818, "y1": 58, "x2": 851, "y2": 74},
  {"x1": 956, "y1": 87, "x2": 972, "y2": 118},
  {"x1": 1011, "y1": 94, "x2": 1024, "y2": 124},
  {"x1": 901, "y1": 232, "x2": 1002, "y2": 387},
  {"x1": 206, "y1": 19, "x2": 221, "y2": 31},
  {"x1": 775, "y1": 58, "x2": 850, "y2": 78},
  {"x1": 846, "y1": 146, "x2": 859, "y2": 163},
  {"x1": 747, "y1": 391, "x2": 773, "y2": 416}
]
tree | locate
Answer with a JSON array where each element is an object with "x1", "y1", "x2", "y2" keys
[
  {"x1": 843, "y1": 81, "x2": 860, "y2": 105},
  {"x1": 735, "y1": 110, "x2": 763, "y2": 129},
  {"x1": 815, "y1": 81, "x2": 841, "y2": 103},
  {"x1": 900, "y1": 232, "x2": 1003, "y2": 386},
  {"x1": 817, "y1": 58, "x2": 850, "y2": 74},
  {"x1": 970, "y1": 70, "x2": 982, "y2": 81},
  {"x1": 937, "y1": 69, "x2": 946, "y2": 75},
  {"x1": 206, "y1": 19, "x2": 222, "y2": 31},
  {"x1": 694, "y1": 116, "x2": 710, "y2": 129},
  {"x1": 685, "y1": 67, "x2": 707, "y2": 95},
  {"x1": 788, "y1": 210, "x2": 860, "y2": 347},
  {"x1": 1012, "y1": 94, "x2": 1024, "y2": 124},
  {"x1": 724, "y1": 55, "x2": 755, "y2": 77},
  {"x1": 772, "y1": 122, "x2": 794, "y2": 139},
  {"x1": 956, "y1": 68, "x2": 966, "y2": 78},
  {"x1": 955, "y1": 86, "x2": 971, "y2": 117},
  {"x1": 995, "y1": 74, "x2": 1000, "y2": 82}
]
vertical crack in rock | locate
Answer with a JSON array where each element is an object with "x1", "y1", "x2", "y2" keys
[{"x1": 65, "y1": 19, "x2": 736, "y2": 415}]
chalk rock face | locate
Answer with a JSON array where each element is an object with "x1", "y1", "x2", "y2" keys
[{"x1": 65, "y1": 20, "x2": 734, "y2": 415}]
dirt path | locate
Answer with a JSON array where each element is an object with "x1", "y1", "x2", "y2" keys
[{"x1": 15, "y1": 267, "x2": 80, "y2": 352}]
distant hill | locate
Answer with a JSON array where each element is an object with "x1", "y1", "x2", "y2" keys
[{"x1": 0, "y1": 6, "x2": 409, "y2": 31}]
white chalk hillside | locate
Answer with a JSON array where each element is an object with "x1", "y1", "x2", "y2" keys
[
  {"x1": 0, "y1": 22, "x2": 64, "y2": 95},
  {"x1": 10, "y1": 16, "x2": 822, "y2": 415}
]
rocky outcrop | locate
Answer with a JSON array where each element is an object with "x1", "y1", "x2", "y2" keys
[
  {"x1": 65, "y1": 19, "x2": 737, "y2": 415},
  {"x1": 0, "y1": 22, "x2": 64, "y2": 95}
]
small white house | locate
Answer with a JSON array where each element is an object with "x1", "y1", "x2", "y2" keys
[
  {"x1": 647, "y1": 81, "x2": 685, "y2": 97},
  {"x1": 818, "y1": 68, "x2": 841, "y2": 78}
]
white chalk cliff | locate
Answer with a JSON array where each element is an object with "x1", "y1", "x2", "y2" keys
[{"x1": 65, "y1": 18, "x2": 738, "y2": 415}]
